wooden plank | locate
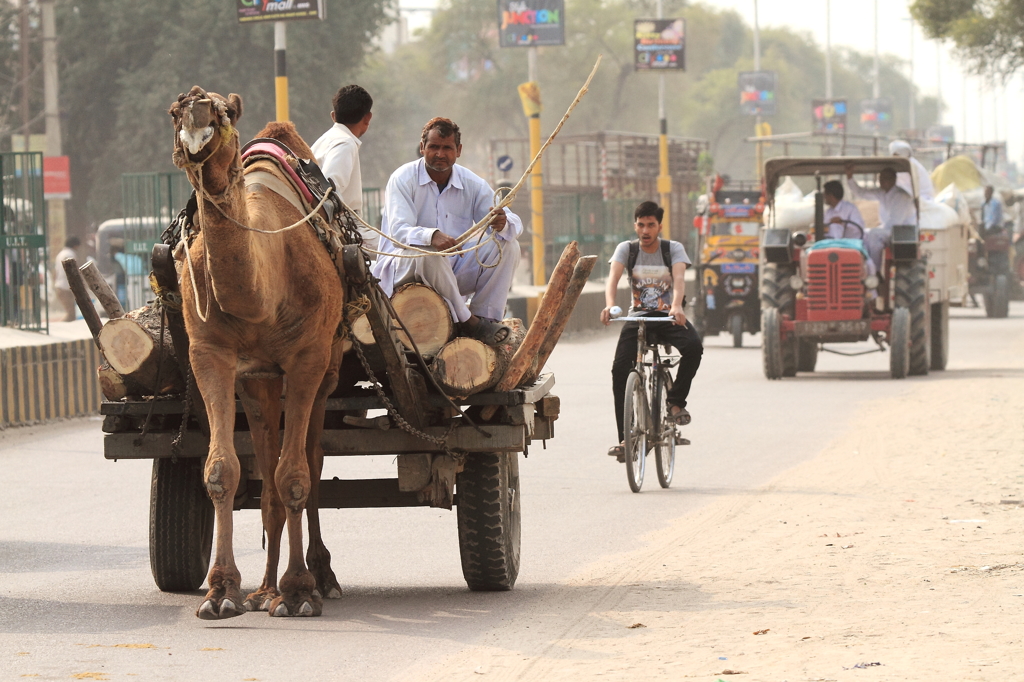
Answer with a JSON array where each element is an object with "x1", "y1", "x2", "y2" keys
[
  {"x1": 104, "y1": 424, "x2": 526, "y2": 459},
  {"x1": 236, "y1": 478, "x2": 448, "y2": 510}
]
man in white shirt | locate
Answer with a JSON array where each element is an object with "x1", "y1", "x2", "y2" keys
[
  {"x1": 310, "y1": 84, "x2": 377, "y2": 250},
  {"x1": 847, "y1": 166, "x2": 917, "y2": 273},
  {"x1": 981, "y1": 186, "x2": 1004, "y2": 236},
  {"x1": 889, "y1": 140, "x2": 935, "y2": 201},
  {"x1": 371, "y1": 117, "x2": 523, "y2": 345},
  {"x1": 822, "y1": 180, "x2": 865, "y2": 239},
  {"x1": 53, "y1": 235, "x2": 80, "y2": 322}
]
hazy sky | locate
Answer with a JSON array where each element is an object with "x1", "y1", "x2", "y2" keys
[{"x1": 400, "y1": 0, "x2": 1022, "y2": 164}]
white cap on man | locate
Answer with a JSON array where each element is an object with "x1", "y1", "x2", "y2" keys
[{"x1": 889, "y1": 140, "x2": 913, "y2": 158}]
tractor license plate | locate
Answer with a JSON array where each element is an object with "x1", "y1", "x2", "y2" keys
[{"x1": 795, "y1": 319, "x2": 869, "y2": 336}]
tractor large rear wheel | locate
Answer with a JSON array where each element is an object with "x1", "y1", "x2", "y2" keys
[
  {"x1": 797, "y1": 339, "x2": 818, "y2": 372},
  {"x1": 761, "y1": 264, "x2": 797, "y2": 377},
  {"x1": 895, "y1": 260, "x2": 930, "y2": 376}
]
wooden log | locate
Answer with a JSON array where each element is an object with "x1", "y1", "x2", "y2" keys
[
  {"x1": 391, "y1": 283, "x2": 452, "y2": 357},
  {"x1": 97, "y1": 305, "x2": 184, "y2": 396},
  {"x1": 350, "y1": 313, "x2": 375, "y2": 346},
  {"x1": 79, "y1": 260, "x2": 125, "y2": 319},
  {"x1": 523, "y1": 255, "x2": 597, "y2": 384},
  {"x1": 432, "y1": 318, "x2": 526, "y2": 398},
  {"x1": 97, "y1": 361, "x2": 147, "y2": 401},
  {"x1": 481, "y1": 242, "x2": 580, "y2": 419},
  {"x1": 61, "y1": 258, "x2": 103, "y2": 345}
]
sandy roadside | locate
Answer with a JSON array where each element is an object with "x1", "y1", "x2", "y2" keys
[{"x1": 401, "y1": 367, "x2": 1024, "y2": 681}]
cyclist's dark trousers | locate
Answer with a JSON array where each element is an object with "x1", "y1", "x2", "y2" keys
[{"x1": 612, "y1": 319, "x2": 703, "y2": 443}]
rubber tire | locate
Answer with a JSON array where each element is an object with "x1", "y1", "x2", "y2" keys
[
  {"x1": 797, "y1": 339, "x2": 818, "y2": 372},
  {"x1": 989, "y1": 274, "x2": 1010, "y2": 318},
  {"x1": 457, "y1": 452, "x2": 521, "y2": 591},
  {"x1": 761, "y1": 263, "x2": 797, "y2": 376},
  {"x1": 730, "y1": 313, "x2": 744, "y2": 348},
  {"x1": 762, "y1": 307, "x2": 784, "y2": 380},
  {"x1": 150, "y1": 457, "x2": 213, "y2": 592},
  {"x1": 653, "y1": 369, "x2": 675, "y2": 489},
  {"x1": 930, "y1": 301, "x2": 949, "y2": 371},
  {"x1": 890, "y1": 307, "x2": 910, "y2": 379},
  {"x1": 623, "y1": 371, "x2": 648, "y2": 493},
  {"x1": 894, "y1": 260, "x2": 930, "y2": 376}
]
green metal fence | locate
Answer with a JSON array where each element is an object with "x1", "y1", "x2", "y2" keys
[
  {"x1": 362, "y1": 187, "x2": 383, "y2": 230},
  {"x1": 120, "y1": 172, "x2": 192, "y2": 310},
  {"x1": 543, "y1": 194, "x2": 639, "y2": 279},
  {"x1": 0, "y1": 152, "x2": 47, "y2": 332}
]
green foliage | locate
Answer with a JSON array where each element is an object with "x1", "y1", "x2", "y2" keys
[
  {"x1": 55, "y1": 0, "x2": 390, "y2": 231},
  {"x1": 911, "y1": 0, "x2": 1024, "y2": 76},
  {"x1": 354, "y1": 0, "x2": 938, "y2": 188}
]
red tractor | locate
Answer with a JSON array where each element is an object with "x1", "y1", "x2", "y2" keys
[{"x1": 759, "y1": 157, "x2": 931, "y2": 380}]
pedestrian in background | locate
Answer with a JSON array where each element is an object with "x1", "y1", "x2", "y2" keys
[{"x1": 53, "y1": 235, "x2": 80, "y2": 322}]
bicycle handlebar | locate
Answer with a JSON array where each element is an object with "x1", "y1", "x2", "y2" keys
[{"x1": 610, "y1": 316, "x2": 679, "y2": 323}]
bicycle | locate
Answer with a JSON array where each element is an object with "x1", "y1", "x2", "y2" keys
[{"x1": 611, "y1": 311, "x2": 688, "y2": 493}]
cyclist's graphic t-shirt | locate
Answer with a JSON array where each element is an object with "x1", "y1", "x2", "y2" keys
[{"x1": 610, "y1": 239, "x2": 690, "y2": 315}]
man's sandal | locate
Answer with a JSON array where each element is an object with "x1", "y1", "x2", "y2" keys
[
  {"x1": 667, "y1": 404, "x2": 691, "y2": 425},
  {"x1": 465, "y1": 318, "x2": 511, "y2": 346},
  {"x1": 607, "y1": 443, "x2": 625, "y2": 463}
]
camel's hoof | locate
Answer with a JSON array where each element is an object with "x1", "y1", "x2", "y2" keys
[
  {"x1": 196, "y1": 599, "x2": 245, "y2": 620},
  {"x1": 326, "y1": 587, "x2": 342, "y2": 599},
  {"x1": 268, "y1": 597, "x2": 322, "y2": 618},
  {"x1": 244, "y1": 597, "x2": 273, "y2": 612},
  {"x1": 298, "y1": 601, "x2": 315, "y2": 616},
  {"x1": 312, "y1": 588, "x2": 321, "y2": 599},
  {"x1": 271, "y1": 603, "x2": 290, "y2": 617}
]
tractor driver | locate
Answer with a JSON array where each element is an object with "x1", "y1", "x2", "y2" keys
[
  {"x1": 601, "y1": 201, "x2": 704, "y2": 462},
  {"x1": 823, "y1": 180, "x2": 865, "y2": 240},
  {"x1": 846, "y1": 166, "x2": 916, "y2": 275}
]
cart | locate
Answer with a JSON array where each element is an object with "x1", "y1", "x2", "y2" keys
[{"x1": 99, "y1": 245, "x2": 561, "y2": 595}]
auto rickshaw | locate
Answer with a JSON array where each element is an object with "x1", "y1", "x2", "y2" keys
[{"x1": 691, "y1": 175, "x2": 764, "y2": 347}]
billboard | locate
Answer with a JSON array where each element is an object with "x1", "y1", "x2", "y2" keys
[
  {"x1": 859, "y1": 98, "x2": 893, "y2": 134},
  {"x1": 634, "y1": 19, "x2": 685, "y2": 71},
  {"x1": 812, "y1": 99, "x2": 847, "y2": 134},
  {"x1": 236, "y1": 0, "x2": 325, "y2": 23},
  {"x1": 498, "y1": 0, "x2": 565, "y2": 48},
  {"x1": 738, "y1": 71, "x2": 776, "y2": 116}
]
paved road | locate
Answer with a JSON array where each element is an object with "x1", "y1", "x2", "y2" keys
[{"x1": 1, "y1": 302, "x2": 1018, "y2": 681}]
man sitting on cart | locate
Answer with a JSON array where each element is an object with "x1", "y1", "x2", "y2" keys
[{"x1": 601, "y1": 201, "x2": 704, "y2": 462}]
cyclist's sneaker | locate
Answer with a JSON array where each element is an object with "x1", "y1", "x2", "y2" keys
[
  {"x1": 608, "y1": 443, "x2": 625, "y2": 463},
  {"x1": 668, "y1": 404, "x2": 691, "y2": 425}
]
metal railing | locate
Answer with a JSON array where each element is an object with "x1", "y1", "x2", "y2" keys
[{"x1": 0, "y1": 152, "x2": 47, "y2": 332}]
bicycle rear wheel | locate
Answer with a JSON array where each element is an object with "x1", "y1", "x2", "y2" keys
[
  {"x1": 624, "y1": 371, "x2": 647, "y2": 493},
  {"x1": 652, "y1": 368, "x2": 676, "y2": 488}
]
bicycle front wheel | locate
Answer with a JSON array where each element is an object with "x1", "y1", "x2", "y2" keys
[
  {"x1": 624, "y1": 371, "x2": 648, "y2": 493},
  {"x1": 652, "y1": 368, "x2": 676, "y2": 489}
]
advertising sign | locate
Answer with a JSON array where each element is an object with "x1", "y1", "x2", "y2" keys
[
  {"x1": 738, "y1": 71, "x2": 776, "y2": 116},
  {"x1": 812, "y1": 99, "x2": 847, "y2": 134},
  {"x1": 859, "y1": 98, "x2": 893, "y2": 134},
  {"x1": 43, "y1": 156, "x2": 71, "y2": 200},
  {"x1": 236, "y1": 0, "x2": 325, "y2": 24},
  {"x1": 498, "y1": 0, "x2": 565, "y2": 47},
  {"x1": 634, "y1": 19, "x2": 685, "y2": 71}
]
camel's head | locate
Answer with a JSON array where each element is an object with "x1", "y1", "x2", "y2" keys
[{"x1": 169, "y1": 86, "x2": 243, "y2": 168}]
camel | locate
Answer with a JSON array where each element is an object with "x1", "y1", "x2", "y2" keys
[{"x1": 169, "y1": 86, "x2": 345, "y2": 619}]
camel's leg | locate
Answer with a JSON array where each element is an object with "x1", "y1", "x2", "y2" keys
[
  {"x1": 268, "y1": 347, "x2": 331, "y2": 617},
  {"x1": 306, "y1": 343, "x2": 343, "y2": 600},
  {"x1": 237, "y1": 377, "x2": 285, "y2": 612},
  {"x1": 192, "y1": 348, "x2": 247, "y2": 620}
]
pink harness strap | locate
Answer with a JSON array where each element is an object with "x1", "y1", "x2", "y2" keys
[{"x1": 241, "y1": 142, "x2": 315, "y2": 205}]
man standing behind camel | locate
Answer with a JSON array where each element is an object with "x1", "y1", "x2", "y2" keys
[
  {"x1": 311, "y1": 84, "x2": 378, "y2": 250},
  {"x1": 372, "y1": 117, "x2": 522, "y2": 346}
]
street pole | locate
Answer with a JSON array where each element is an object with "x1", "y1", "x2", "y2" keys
[
  {"x1": 526, "y1": 47, "x2": 545, "y2": 286},
  {"x1": 41, "y1": 0, "x2": 64, "y2": 260},
  {"x1": 754, "y1": 0, "x2": 763, "y2": 182},
  {"x1": 908, "y1": 18, "x2": 915, "y2": 132},
  {"x1": 825, "y1": 0, "x2": 832, "y2": 99},
  {"x1": 656, "y1": 0, "x2": 672, "y2": 239},
  {"x1": 873, "y1": 0, "x2": 880, "y2": 99},
  {"x1": 275, "y1": 22, "x2": 289, "y2": 121},
  {"x1": 935, "y1": 41, "x2": 942, "y2": 124}
]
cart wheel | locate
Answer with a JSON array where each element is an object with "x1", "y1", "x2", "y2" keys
[
  {"x1": 990, "y1": 274, "x2": 1010, "y2": 318},
  {"x1": 457, "y1": 452, "x2": 521, "y2": 591},
  {"x1": 890, "y1": 307, "x2": 910, "y2": 379},
  {"x1": 150, "y1": 457, "x2": 213, "y2": 592},
  {"x1": 729, "y1": 313, "x2": 744, "y2": 348},
  {"x1": 623, "y1": 371, "x2": 648, "y2": 493}
]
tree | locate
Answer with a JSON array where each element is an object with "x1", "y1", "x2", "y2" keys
[
  {"x1": 54, "y1": 0, "x2": 391, "y2": 233},
  {"x1": 911, "y1": 0, "x2": 1024, "y2": 76}
]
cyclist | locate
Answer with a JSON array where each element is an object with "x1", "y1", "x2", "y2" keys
[{"x1": 601, "y1": 201, "x2": 703, "y2": 461}]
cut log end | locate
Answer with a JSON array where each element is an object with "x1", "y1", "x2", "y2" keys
[
  {"x1": 391, "y1": 283, "x2": 453, "y2": 357},
  {"x1": 432, "y1": 318, "x2": 525, "y2": 397}
]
